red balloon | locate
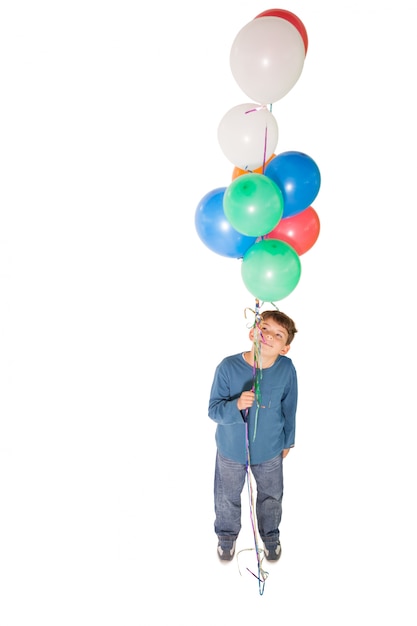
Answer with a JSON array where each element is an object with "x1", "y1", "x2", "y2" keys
[
  {"x1": 265, "y1": 206, "x2": 319, "y2": 255},
  {"x1": 255, "y1": 9, "x2": 308, "y2": 55}
]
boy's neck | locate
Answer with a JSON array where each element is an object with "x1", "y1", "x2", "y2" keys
[{"x1": 243, "y1": 351, "x2": 278, "y2": 369}]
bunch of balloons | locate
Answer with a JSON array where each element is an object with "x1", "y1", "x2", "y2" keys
[{"x1": 195, "y1": 8, "x2": 321, "y2": 303}]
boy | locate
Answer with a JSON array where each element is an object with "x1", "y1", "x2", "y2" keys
[{"x1": 208, "y1": 310, "x2": 298, "y2": 562}]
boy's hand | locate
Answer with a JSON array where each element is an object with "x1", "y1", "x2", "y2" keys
[
  {"x1": 282, "y1": 448, "x2": 290, "y2": 459},
  {"x1": 237, "y1": 390, "x2": 255, "y2": 411}
]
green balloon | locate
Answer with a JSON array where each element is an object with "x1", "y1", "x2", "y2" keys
[
  {"x1": 241, "y1": 238, "x2": 301, "y2": 302},
  {"x1": 223, "y1": 173, "x2": 284, "y2": 237}
]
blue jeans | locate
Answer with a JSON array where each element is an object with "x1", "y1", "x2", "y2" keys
[{"x1": 214, "y1": 451, "x2": 283, "y2": 549}]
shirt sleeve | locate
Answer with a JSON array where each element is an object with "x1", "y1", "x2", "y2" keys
[
  {"x1": 208, "y1": 362, "x2": 245, "y2": 425},
  {"x1": 282, "y1": 365, "x2": 298, "y2": 448}
]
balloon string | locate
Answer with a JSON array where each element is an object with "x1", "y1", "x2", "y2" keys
[
  {"x1": 244, "y1": 105, "x2": 268, "y2": 114},
  {"x1": 244, "y1": 298, "x2": 263, "y2": 327},
  {"x1": 252, "y1": 299, "x2": 264, "y2": 441},
  {"x1": 236, "y1": 420, "x2": 269, "y2": 595},
  {"x1": 262, "y1": 124, "x2": 267, "y2": 174},
  {"x1": 243, "y1": 301, "x2": 265, "y2": 442},
  {"x1": 238, "y1": 299, "x2": 270, "y2": 595},
  {"x1": 242, "y1": 107, "x2": 269, "y2": 175}
]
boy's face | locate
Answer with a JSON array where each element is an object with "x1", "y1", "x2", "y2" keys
[{"x1": 250, "y1": 318, "x2": 291, "y2": 357}]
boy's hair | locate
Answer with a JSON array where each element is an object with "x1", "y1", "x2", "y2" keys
[{"x1": 260, "y1": 310, "x2": 298, "y2": 345}]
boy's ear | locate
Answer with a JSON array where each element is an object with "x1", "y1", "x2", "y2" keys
[
  {"x1": 280, "y1": 345, "x2": 291, "y2": 355},
  {"x1": 249, "y1": 328, "x2": 255, "y2": 341}
]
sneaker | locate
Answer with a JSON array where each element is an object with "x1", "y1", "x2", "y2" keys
[
  {"x1": 263, "y1": 542, "x2": 281, "y2": 562},
  {"x1": 217, "y1": 540, "x2": 236, "y2": 562}
]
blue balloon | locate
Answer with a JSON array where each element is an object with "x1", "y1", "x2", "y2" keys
[
  {"x1": 195, "y1": 187, "x2": 257, "y2": 258},
  {"x1": 264, "y1": 151, "x2": 321, "y2": 218}
]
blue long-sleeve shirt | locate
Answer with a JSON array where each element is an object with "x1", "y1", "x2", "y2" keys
[{"x1": 208, "y1": 352, "x2": 297, "y2": 464}]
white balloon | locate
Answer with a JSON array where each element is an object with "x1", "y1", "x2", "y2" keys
[
  {"x1": 217, "y1": 103, "x2": 279, "y2": 171},
  {"x1": 230, "y1": 17, "x2": 305, "y2": 104}
]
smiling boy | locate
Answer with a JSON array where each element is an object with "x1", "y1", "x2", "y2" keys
[{"x1": 208, "y1": 310, "x2": 298, "y2": 562}]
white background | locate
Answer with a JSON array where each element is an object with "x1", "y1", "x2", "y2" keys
[{"x1": 1, "y1": 1, "x2": 416, "y2": 623}]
